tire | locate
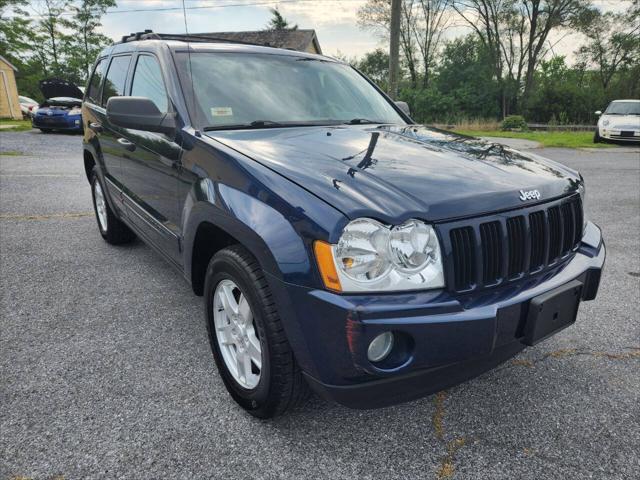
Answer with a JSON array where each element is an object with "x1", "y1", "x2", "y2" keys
[
  {"x1": 593, "y1": 129, "x2": 601, "y2": 143},
  {"x1": 90, "y1": 167, "x2": 136, "y2": 245},
  {"x1": 204, "y1": 245, "x2": 309, "y2": 418},
  {"x1": 39, "y1": 128, "x2": 52, "y2": 133}
]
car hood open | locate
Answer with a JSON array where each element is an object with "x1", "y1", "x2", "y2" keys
[
  {"x1": 207, "y1": 125, "x2": 581, "y2": 223},
  {"x1": 39, "y1": 78, "x2": 84, "y2": 101}
]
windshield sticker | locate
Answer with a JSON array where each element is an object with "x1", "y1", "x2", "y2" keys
[{"x1": 211, "y1": 107, "x2": 233, "y2": 117}]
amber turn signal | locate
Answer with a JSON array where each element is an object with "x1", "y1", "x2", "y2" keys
[{"x1": 313, "y1": 240, "x2": 342, "y2": 292}]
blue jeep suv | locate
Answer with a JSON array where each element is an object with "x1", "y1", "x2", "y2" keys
[{"x1": 82, "y1": 32, "x2": 605, "y2": 418}]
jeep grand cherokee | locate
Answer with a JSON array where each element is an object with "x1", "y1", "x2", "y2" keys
[{"x1": 82, "y1": 32, "x2": 605, "y2": 418}]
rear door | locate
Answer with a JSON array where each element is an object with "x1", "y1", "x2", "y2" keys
[
  {"x1": 100, "y1": 54, "x2": 133, "y2": 194},
  {"x1": 119, "y1": 53, "x2": 182, "y2": 265}
]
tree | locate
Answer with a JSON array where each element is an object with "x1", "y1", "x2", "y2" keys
[
  {"x1": 266, "y1": 7, "x2": 297, "y2": 31},
  {"x1": 358, "y1": 0, "x2": 453, "y2": 88},
  {"x1": 576, "y1": 1, "x2": 640, "y2": 92},
  {"x1": 358, "y1": 0, "x2": 419, "y2": 86},
  {"x1": 451, "y1": 0, "x2": 593, "y2": 116},
  {"x1": 412, "y1": 0, "x2": 452, "y2": 87},
  {"x1": 357, "y1": 48, "x2": 391, "y2": 88},
  {"x1": 31, "y1": 0, "x2": 70, "y2": 75},
  {"x1": 63, "y1": 0, "x2": 115, "y2": 80},
  {"x1": 0, "y1": 0, "x2": 117, "y2": 99}
]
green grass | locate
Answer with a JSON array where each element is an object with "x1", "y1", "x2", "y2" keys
[
  {"x1": 0, "y1": 150, "x2": 22, "y2": 156},
  {"x1": 0, "y1": 118, "x2": 33, "y2": 132},
  {"x1": 452, "y1": 129, "x2": 616, "y2": 148}
]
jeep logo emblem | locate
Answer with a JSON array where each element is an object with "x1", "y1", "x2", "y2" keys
[{"x1": 519, "y1": 189, "x2": 541, "y2": 201}]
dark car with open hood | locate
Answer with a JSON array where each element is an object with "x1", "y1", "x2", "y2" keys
[
  {"x1": 32, "y1": 78, "x2": 83, "y2": 133},
  {"x1": 81, "y1": 31, "x2": 605, "y2": 418}
]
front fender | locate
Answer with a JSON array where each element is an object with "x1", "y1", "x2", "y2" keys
[{"x1": 182, "y1": 187, "x2": 305, "y2": 285}]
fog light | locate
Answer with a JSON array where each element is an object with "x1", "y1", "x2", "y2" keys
[{"x1": 367, "y1": 332, "x2": 394, "y2": 362}]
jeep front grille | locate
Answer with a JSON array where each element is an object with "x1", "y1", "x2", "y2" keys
[{"x1": 443, "y1": 195, "x2": 584, "y2": 292}]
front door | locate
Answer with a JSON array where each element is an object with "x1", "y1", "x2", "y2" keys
[{"x1": 118, "y1": 54, "x2": 183, "y2": 266}]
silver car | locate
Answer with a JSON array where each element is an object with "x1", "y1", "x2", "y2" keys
[{"x1": 594, "y1": 99, "x2": 640, "y2": 143}]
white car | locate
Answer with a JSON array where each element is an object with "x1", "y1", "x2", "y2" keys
[
  {"x1": 594, "y1": 99, "x2": 640, "y2": 143},
  {"x1": 19, "y1": 95, "x2": 39, "y2": 119}
]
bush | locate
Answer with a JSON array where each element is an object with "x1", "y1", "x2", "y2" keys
[{"x1": 501, "y1": 115, "x2": 528, "y2": 131}]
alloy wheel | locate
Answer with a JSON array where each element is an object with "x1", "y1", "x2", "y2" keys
[
  {"x1": 213, "y1": 279, "x2": 262, "y2": 389},
  {"x1": 93, "y1": 180, "x2": 108, "y2": 232}
]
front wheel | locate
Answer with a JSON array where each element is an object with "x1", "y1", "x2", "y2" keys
[
  {"x1": 204, "y1": 245, "x2": 309, "y2": 418},
  {"x1": 593, "y1": 129, "x2": 602, "y2": 143}
]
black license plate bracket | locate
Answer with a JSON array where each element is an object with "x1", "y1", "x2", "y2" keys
[{"x1": 523, "y1": 280, "x2": 583, "y2": 346}]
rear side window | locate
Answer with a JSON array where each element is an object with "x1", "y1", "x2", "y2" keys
[
  {"x1": 130, "y1": 55, "x2": 169, "y2": 113},
  {"x1": 86, "y1": 58, "x2": 106, "y2": 104},
  {"x1": 102, "y1": 55, "x2": 131, "y2": 106}
]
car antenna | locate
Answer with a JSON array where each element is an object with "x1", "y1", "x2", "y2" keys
[{"x1": 181, "y1": 0, "x2": 200, "y2": 137}]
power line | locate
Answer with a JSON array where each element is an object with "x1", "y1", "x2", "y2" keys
[{"x1": 23, "y1": 0, "x2": 365, "y2": 17}]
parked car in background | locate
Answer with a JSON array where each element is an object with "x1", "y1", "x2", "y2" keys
[
  {"x1": 32, "y1": 78, "x2": 83, "y2": 133},
  {"x1": 594, "y1": 99, "x2": 640, "y2": 143},
  {"x1": 19, "y1": 95, "x2": 39, "y2": 118}
]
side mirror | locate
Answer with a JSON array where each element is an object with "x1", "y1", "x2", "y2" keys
[
  {"x1": 595, "y1": 110, "x2": 602, "y2": 116},
  {"x1": 395, "y1": 100, "x2": 411, "y2": 117},
  {"x1": 107, "y1": 96, "x2": 175, "y2": 134}
]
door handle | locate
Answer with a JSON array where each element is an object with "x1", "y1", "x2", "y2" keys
[
  {"x1": 89, "y1": 122, "x2": 103, "y2": 132},
  {"x1": 117, "y1": 137, "x2": 136, "y2": 152}
]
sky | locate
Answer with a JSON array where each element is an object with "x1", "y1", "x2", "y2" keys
[{"x1": 28, "y1": 0, "x2": 631, "y2": 61}]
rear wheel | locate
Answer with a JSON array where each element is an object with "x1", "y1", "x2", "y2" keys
[
  {"x1": 204, "y1": 245, "x2": 309, "y2": 418},
  {"x1": 90, "y1": 167, "x2": 135, "y2": 245}
]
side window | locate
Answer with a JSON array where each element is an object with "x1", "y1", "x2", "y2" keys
[
  {"x1": 130, "y1": 55, "x2": 169, "y2": 113},
  {"x1": 86, "y1": 58, "x2": 106, "y2": 104},
  {"x1": 102, "y1": 55, "x2": 131, "y2": 107}
]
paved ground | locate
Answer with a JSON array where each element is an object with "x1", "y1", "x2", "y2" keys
[{"x1": 1, "y1": 130, "x2": 639, "y2": 480}]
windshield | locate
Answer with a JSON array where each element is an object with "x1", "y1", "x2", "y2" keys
[
  {"x1": 605, "y1": 101, "x2": 640, "y2": 115},
  {"x1": 179, "y1": 52, "x2": 406, "y2": 129}
]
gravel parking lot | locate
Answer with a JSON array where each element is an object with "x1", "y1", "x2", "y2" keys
[{"x1": 1, "y1": 129, "x2": 639, "y2": 480}]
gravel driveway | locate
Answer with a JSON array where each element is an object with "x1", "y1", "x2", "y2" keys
[{"x1": 1, "y1": 130, "x2": 639, "y2": 479}]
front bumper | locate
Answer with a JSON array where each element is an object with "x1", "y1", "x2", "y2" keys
[
  {"x1": 32, "y1": 114, "x2": 82, "y2": 131},
  {"x1": 269, "y1": 222, "x2": 605, "y2": 409},
  {"x1": 599, "y1": 127, "x2": 640, "y2": 141}
]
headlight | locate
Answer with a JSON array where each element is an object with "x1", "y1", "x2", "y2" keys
[
  {"x1": 315, "y1": 218, "x2": 444, "y2": 292},
  {"x1": 602, "y1": 119, "x2": 609, "y2": 126},
  {"x1": 68, "y1": 107, "x2": 81, "y2": 115}
]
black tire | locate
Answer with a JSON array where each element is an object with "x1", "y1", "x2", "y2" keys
[
  {"x1": 90, "y1": 167, "x2": 136, "y2": 245},
  {"x1": 39, "y1": 128, "x2": 52, "y2": 133},
  {"x1": 593, "y1": 129, "x2": 601, "y2": 143},
  {"x1": 204, "y1": 244, "x2": 309, "y2": 418}
]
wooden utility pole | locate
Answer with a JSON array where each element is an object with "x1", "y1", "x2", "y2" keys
[{"x1": 388, "y1": 0, "x2": 402, "y2": 99}]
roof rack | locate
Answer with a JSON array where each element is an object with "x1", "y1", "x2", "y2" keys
[{"x1": 117, "y1": 30, "x2": 265, "y2": 47}]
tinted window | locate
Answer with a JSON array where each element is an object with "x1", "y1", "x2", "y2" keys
[
  {"x1": 86, "y1": 58, "x2": 106, "y2": 104},
  {"x1": 130, "y1": 55, "x2": 168, "y2": 113},
  {"x1": 102, "y1": 55, "x2": 131, "y2": 106}
]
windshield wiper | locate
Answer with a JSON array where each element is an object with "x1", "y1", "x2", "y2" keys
[
  {"x1": 203, "y1": 120, "x2": 336, "y2": 131},
  {"x1": 344, "y1": 118, "x2": 384, "y2": 125},
  {"x1": 203, "y1": 120, "x2": 287, "y2": 131}
]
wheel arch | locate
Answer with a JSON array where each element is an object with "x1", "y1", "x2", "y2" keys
[{"x1": 184, "y1": 199, "x2": 309, "y2": 297}]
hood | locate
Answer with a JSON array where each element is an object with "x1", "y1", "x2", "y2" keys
[
  {"x1": 207, "y1": 125, "x2": 581, "y2": 223},
  {"x1": 39, "y1": 78, "x2": 84, "y2": 100},
  {"x1": 599, "y1": 114, "x2": 640, "y2": 130}
]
